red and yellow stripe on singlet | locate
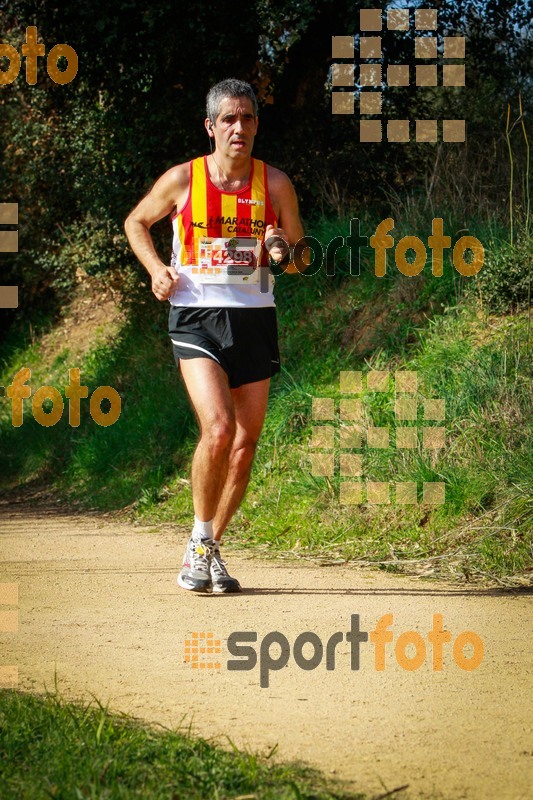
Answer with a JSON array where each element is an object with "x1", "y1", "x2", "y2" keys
[{"x1": 172, "y1": 156, "x2": 278, "y2": 266}]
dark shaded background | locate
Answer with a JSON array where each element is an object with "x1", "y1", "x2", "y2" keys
[{"x1": 0, "y1": 0, "x2": 531, "y2": 329}]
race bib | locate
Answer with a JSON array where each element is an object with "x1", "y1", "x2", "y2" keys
[{"x1": 193, "y1": 236, "x2": 261, "y2": 284}]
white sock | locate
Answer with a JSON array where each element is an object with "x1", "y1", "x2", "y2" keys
[{"x1": 192, "y1": 517, "x2": 214, "y2": 541}]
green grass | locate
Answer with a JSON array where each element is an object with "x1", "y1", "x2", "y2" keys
[
  {"x1": 0, "y1": 214, "x2": 531, "y2": 582},
  {"x1": 0, "y1": 689, "x2": 363, "y2": 799},
  {"x1": 137, "y1": 221, "x2": 532, "y2": 583},
  {"x1": 0, "y1": 311, "x2": 196, "y2": 509}
]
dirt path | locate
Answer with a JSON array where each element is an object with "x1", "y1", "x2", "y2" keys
[{"x1": 1, "y1": 504, "x2": 531, "y2": 799}]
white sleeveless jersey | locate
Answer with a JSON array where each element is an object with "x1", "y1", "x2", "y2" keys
[{"x1": 169, "y1": 156, "x2": 278, "y2": 308}]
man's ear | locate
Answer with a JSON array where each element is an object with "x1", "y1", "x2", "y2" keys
[{"x1": 205, "y1": 118, "x2": 215, "y2": 137}]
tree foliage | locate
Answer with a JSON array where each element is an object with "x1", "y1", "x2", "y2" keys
[{"x1": 0, "y1": 0, "x2": 531, "y2": 322}]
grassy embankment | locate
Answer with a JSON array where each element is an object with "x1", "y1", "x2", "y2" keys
[
  {"x1": 0, "y1": 212, "x2": 531, "y2": 583},
  {"x1": 0, "y1": 689, "x2": 363, "y2": 799}
]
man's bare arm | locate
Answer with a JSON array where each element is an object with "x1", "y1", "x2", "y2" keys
[
  {"x1": 265, "y1": 168, "x2": 309, "y2": 274},
  {"x1": 124, "y1": 164, "x2": 188, "y2": 300}
]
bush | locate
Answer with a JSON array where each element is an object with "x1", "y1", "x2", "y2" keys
[{"x1": 474, "y1": 237, "x2": 532, "y2": 313}]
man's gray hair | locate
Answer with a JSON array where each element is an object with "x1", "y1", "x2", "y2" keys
[{"x1": 206, "y1": 79, "x2": 258, "y2": 124}]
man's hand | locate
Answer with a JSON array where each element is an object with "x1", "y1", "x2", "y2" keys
[
  {"x1": 152, "y1": 266, "x2": 179, "y2": 301},
  {"x1": 264, "y1": 224, "x2": 291, "y2": 264}
]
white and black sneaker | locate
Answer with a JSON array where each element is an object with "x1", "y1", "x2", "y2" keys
[
  {"x1": 178, "y1": 536, "x2": 214, "y2": 593},
  {"x1": 210, "y1": 545, "x2": 242, "y2": 594}
]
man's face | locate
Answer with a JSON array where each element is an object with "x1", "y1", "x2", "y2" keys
[{"x1": 206, "y1": 95, "x2": 258, "y2": 159}]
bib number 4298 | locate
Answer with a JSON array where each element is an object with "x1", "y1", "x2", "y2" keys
[{"x1": 212, "y1": 248, "x2": 255, "y2": 266}]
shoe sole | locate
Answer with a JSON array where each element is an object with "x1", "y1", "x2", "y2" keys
[
  {"x1": 177, "y1": 573, "x2": 212, "y2": 593},
  {"x1": 212, "y1": 582, "x2": 242, "y2": 594}
]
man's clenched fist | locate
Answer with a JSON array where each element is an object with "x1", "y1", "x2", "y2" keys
[
  {"x1": 152, "y1": 266, "x2": 179, "y2": 301},
  {"x1": 264, "y1": 224, "x2": 291, "y2": 264}
]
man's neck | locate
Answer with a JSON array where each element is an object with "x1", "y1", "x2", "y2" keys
[{"x1": 208, "y1": 152, "x2": 251, "y2": 190}]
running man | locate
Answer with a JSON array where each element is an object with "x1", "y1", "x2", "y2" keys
[{"x1": 124, "y1": 78, "x2": 307, "y2": 594}]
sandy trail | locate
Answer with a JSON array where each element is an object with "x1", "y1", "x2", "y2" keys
[{"x1": 0, "y1": 504, "x2": 531, "y2": 799}]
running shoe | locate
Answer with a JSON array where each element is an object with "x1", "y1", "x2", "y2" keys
[
  {"x1": 178, "y1": 536, "x2": 214, "y2": 593},
  {"x1": 210, "y1": 546, "x2": 242, "y2": 593}
]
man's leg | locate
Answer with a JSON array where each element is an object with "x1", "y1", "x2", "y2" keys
[
  {"x1": 177, "y1": 359, "x2": 270, "y2": 593},
  {"x1": 208, "y1": 376, "x2": 270, "y2": 593},
  {"x1": 178, "y1": 357, "x2": 236, "y2": 522},
  {"x1": 176, "y1": 356, "x2": 235, "y2": 592},
  {"x1": 212, "y1": 377, "x2": 270, "y2": 540}
]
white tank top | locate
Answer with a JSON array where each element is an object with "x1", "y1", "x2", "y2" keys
[{"x1": 168, "y1": 156, "x2": 278, "y2": 308}]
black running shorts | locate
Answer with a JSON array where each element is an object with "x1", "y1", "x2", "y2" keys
[{"x1": 168, "y1": 306, "x2": 280, "y2": 389}]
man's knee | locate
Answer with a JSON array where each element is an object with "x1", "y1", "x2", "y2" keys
[
  {"x1": 230, "y1": 439, "x2": 257, "y2": 474},
  {"x1": 201, "y1": 418, "x2": 236, "y2": 452}
]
